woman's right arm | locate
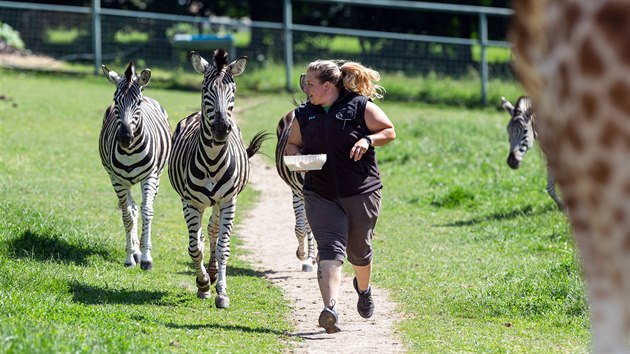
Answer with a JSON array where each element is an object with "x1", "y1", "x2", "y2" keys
[{"x1": 285, "y1": 118, "x2": 303, "y2": 156}]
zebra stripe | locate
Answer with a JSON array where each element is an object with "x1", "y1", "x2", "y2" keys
[
  {"x1": 502, "y1": 96, "x2": 563, "y2": 210},
  {"x1": 168, "y1": 49, "x2": 269, "y2": 308},
  {"x1": 99, "y1": 62, "x2": 172, "y2": 270},
  {"x1": 274, "y1": 110, "x2": 317, "y2": 272}
]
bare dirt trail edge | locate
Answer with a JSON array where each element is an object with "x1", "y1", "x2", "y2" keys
[{"x1": 237, "y1": 154, "x2": 405, "y2": 353}]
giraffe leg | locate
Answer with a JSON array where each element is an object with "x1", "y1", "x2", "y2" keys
[
  {"x1": 182, "y1": 203, "x2": 211, "y2": 299},
  {"x1": 139, "y1": 177, "x2": 159, "y2": 271},
  {"x1": 570, "y1": 206, "x2": 630, "y2": 353},
  {"x1": 116, "y1": 187, "x2": 140, "y2": 267},
  {"x1": 214, "y1": 200, "x2": 235, "y2": 308}
]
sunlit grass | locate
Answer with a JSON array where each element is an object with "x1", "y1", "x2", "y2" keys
[
  {"x1": 0, "y1": 68, "x2": 589, "y2": 352},
  {"x1": 0, "y1": 70, "x2": 294, "y2": 353}
]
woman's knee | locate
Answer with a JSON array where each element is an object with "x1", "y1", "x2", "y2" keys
[{"x1": 347, "y1": 249, "x2": 372, "y2": 266}]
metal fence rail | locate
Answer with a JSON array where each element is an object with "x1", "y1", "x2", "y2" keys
[{"x1": 0, "y1": 0, "x2": 514, "y2": 105}]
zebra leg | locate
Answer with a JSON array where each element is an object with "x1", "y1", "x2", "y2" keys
[
  {"x1": 305, "y1": 222, "x2": 317, "y2": 271},
  {"x1": 214, "y1": 201, "x2": 235, "y2": 309},
  {"x1": 138, "y1": 177, "x2": 159, "y2": 271},
  {"x1": 546, "y1": 170, "x2": 564, "y2": 210},
  {"x1": 292, "y1": 191, "x2": 308, "y2": 262},
  {"x1": 182, "y1": 203, "x2": 211, "y2": 299},
  {"x1": 293, "y1": 191, "x2": 315, "y2": 272},
  {"x1": 206, "y1": 206, "x2": 220, "y2": 285},
  {"x1": 116, "y1": 187, "x2": 141, "y2": 267}
]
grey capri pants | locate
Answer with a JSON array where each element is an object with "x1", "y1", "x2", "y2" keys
[{"x1": 303, "y1": 189, "x2": 381, "y2": 266}]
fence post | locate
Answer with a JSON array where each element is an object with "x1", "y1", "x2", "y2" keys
[
  {"x1": 283, "y1": 0, "x2": 294, "y2": 92},
  {"x1": 92, "y1": 0, "x2": 102, "y2": 75},
  {"x1": 479, "y1": 12, "x2": 488, "y2": 106}
]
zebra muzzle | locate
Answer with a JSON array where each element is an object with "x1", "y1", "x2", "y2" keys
[
  {"x1": 117, "y1": 126, "x2": 134, "y2": 147},
  {"x1": 210, "y1": 121, "x2": 232, "y2": 141},
  {"x1": 507, "y1": 154, "x2": 521, "y2": 169}
]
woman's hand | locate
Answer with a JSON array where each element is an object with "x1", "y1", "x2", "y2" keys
[{"x1": 350, "y1": 137, "x2": 371, "y2": 161}]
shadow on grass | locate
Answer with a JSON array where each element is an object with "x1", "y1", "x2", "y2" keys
[
  {"x1": 7, "y1": 229, "x2": 111, "y2": 266},
  {"x1": 176, "y1": 262, "x2": 265, "y2": 278},
  {"x1": 437, "y1": 203, "x2": 558, "y2": 227},
  {"x1": 70, "y1": 281, "x2": 176, "y2": 305},
  {"x1": 165, "y1": 321, "x2": 287, "y2": 336}
]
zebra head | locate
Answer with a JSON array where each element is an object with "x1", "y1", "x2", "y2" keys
[
  {"x1": 190, "y1": 49, "x2": 247, "y2": 144},
  {"x1": 102, "y1": 62, "x2": 151, "y2": 148},
  {"x1": 502, "y1": 96, "x2": 536, "y2": 169}
]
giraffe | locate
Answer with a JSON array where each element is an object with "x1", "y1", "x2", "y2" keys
[{"x1": 509, "y1": 1, "x2": 630, "y2": 352}]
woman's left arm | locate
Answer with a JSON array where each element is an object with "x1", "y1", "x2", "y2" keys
[
  {"x1": 363, "y1": 101, "x2": 396, "y2": 146},
  {"x1": 350, "y1": 101, "x2": 396, "y2": 161}
]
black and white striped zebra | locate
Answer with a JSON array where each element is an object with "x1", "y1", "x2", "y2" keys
[
  {"x1": 168, "y1": 49, "x2": 269, "y2": 308},
  {"x1": 501, "y1": 96, "x2": 563, "y2": 210},
  {"x1": 99, "y1": 62, "x2": 172, "y2": 270},
  {"x1": 275, "y1": 108, "x2": 316, "y2": 272}
]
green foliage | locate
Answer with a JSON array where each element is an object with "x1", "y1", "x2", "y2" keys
[
  {"x1": 45, "y1": 26, "x2": 84, "y2": 44},
  {"x1": 0, "y1": 22, "x2": 25, "y2": 50},
  {"x1": 114, "y1": 26, "x2": 149, "y2": 43}
]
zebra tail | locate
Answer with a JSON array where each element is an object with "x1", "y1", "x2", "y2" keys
[{"x1": 246, "y1": 130, "x2": 273, "y2": 158}]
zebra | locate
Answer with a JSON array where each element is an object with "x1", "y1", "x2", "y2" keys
[
  {"x1": 99, "y1": 62, "x2": 172, "y2": 270},
  {"x1": 501, "y1": 96, "x2": 563, "y2": 210},
  {"x1": 275, "y1": 107, "x2": 317, "y2": 272},
  {"x1": 168, "y1": 49, "x2": 270, "y2": 308}
]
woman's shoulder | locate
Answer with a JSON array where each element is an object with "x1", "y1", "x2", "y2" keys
[
  {"x1": 294, "y1": 101, "x2": 318, "y2": 118},
  {"x1": 338, "y1": 90, "x2": 368, "y2": 106}
]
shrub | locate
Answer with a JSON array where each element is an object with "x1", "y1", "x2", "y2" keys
[{"x1": 0, "y1": 22, "x2": 25, "y2": 50}]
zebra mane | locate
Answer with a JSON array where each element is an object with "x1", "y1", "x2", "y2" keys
[
  {"x1": 214, "y1": 49, "x2": 228, "y2": 71},
  {"x1": 124, "y1": 62, "x2": 136, "y2": 92},
  {"x1": 514, "y1": 96, "x2": 533, "y2": 119}
]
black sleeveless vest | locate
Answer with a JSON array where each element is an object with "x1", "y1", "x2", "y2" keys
[{"x1": 294, "y1": 90, "x2": 382, "y2": 199}]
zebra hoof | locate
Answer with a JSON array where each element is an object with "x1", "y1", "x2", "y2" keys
[
  {"x1": 197, "y1": 290, "x2": 212, "y2": 299},
  {"x1": 296, "y1": 249, "x2": 307, "y2": 261},
  {"x1": 196, "y1": 277, "x2": 211, "y2": 293},
  {"x1": 133, "y1": 253, "x2": 141, "y2": 264},
  {"x1": 301, "y1": 263, "x2": 314, "y2": 272},
  {"x1": 140, "y1": 261, "x2": 153, "y2": 271},
  {"x1": 215, "y1": 295, "x2": 230, "y2": 308},
  {"x1": 124, "y1": 261, "x2": 136, "y2": 268}
]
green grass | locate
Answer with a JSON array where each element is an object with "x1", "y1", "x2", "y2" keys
[
  {"x1": 238, "y1": 86, "x2": 590, "y2": 352},
  {"x1": 0, "y1": 70, "x2": 293, "y2": 353},
  {"x1": 0, "y1": 68, "x2": 589, "y2": 352},
  {"x1": 372, "y1": 103, "x2": 588, "y2": 352}
]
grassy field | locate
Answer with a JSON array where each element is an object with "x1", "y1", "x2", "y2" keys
[{"x1": 0, "y1": 68, "x2": 589, "y2": 352}]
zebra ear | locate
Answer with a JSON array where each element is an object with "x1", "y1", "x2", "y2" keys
[
  {"x1": 102, "y1": 65, "x2": 122, "y2": 85},
  {"x1": 501, "y1": 96, "x2": 515, "y2": 115},
  {"x1": 138, "y1": 69, "x2": 151, "y2": 87},
  {"x1": 190, "y1": 51, "x2": 210, "y2": 74},
  {"x1": 228, "y1": 56, "x2": 248, "y2": 77}
]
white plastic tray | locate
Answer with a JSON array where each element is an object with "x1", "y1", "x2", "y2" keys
[{"x1": 283, "y1": 154, "x2": 327, "y2": 171}]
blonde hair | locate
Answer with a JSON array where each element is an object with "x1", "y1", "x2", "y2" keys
[{"x1": 307, "y1": 60, "x2": 386, "y2": 100}]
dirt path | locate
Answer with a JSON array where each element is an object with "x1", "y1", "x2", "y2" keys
[{"x1": 237, "y1": 154, "x2": 405, "y2": 353}]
